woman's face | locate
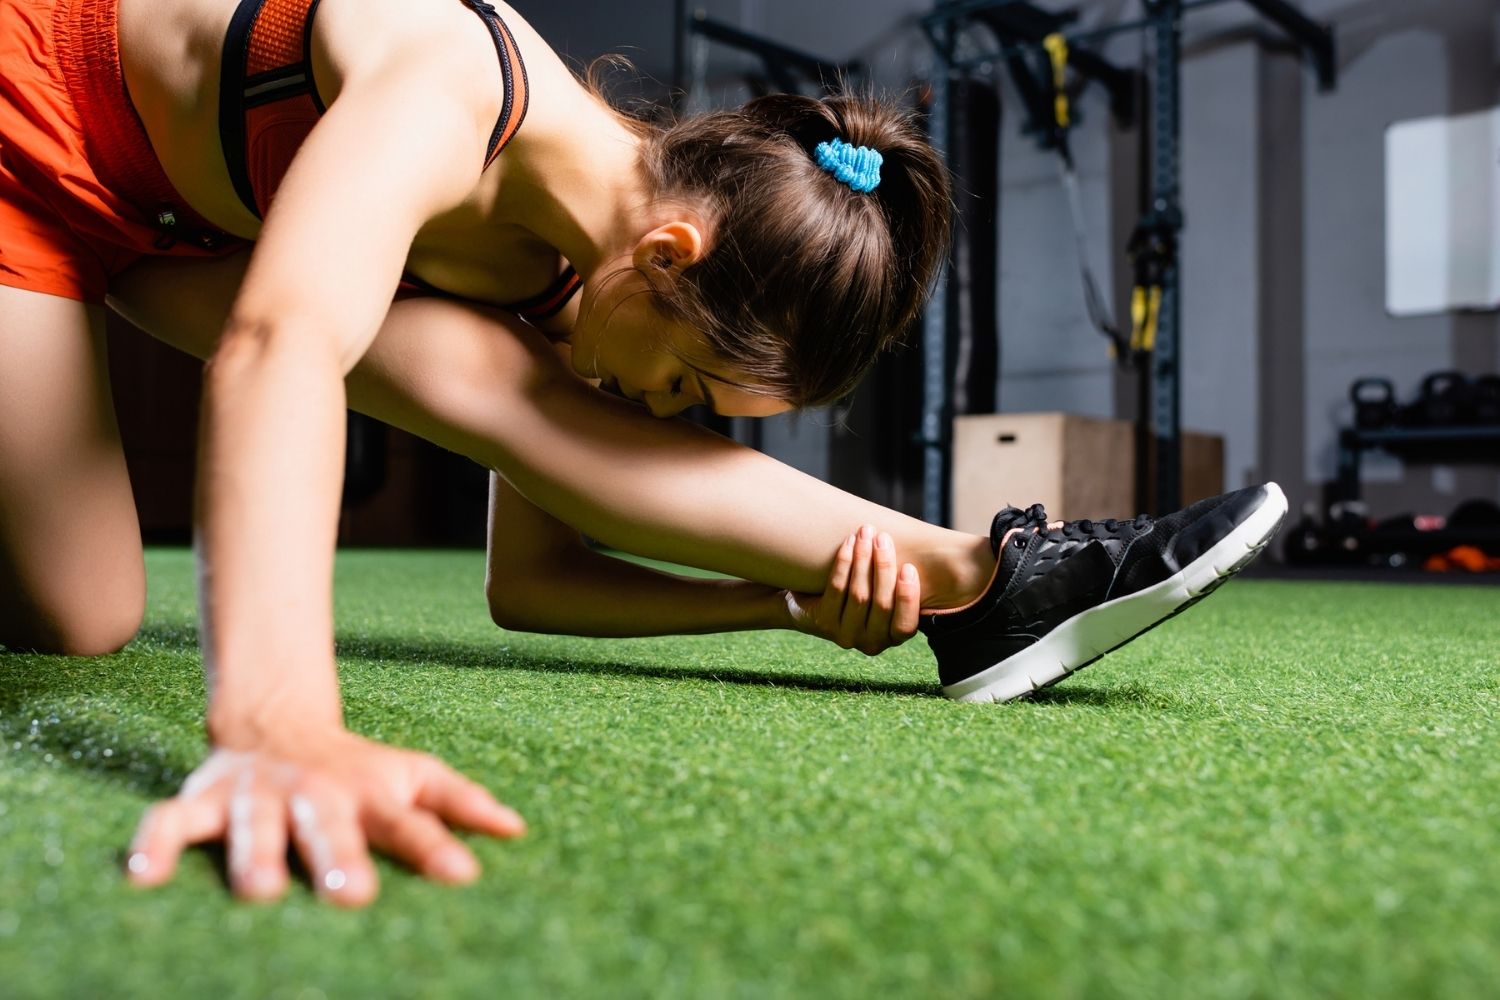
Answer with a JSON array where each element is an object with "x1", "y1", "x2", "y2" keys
[{"x1": 568, "y1": 272, "x2": 794, "y2": 420}]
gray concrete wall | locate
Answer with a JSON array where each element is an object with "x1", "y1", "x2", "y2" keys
[
  {"x1": 513, "y1": 0, "x2": 1500, "y2": 524},
  {"x1": 1293, "y1": 0, "x2": 1500, "y2": 518},
  {"x1": 1181, "y1": 42, "x2": 1262, "y2": 493}
]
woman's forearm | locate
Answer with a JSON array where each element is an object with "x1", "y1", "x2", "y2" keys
[
  {"x1": 488, "y1": 546, "x2": 789, "y2": 638},
  {"x1": 197, "y1": 325, "x2": 346, "y2": 743}
]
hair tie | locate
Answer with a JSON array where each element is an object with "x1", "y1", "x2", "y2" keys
[{"x1": 814, "y1": 137, "x2": 883, "y2": 193}]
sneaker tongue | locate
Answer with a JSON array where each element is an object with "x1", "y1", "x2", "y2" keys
[{"x1": 995, "y1": 525, "x2": 1034, "y2": 583}]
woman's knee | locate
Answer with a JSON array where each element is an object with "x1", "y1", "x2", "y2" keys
[
  {"x1": 2, "y1": 601, "x2": 142, "y2": 655},
  {"x1": 1, "y1": 563, "x2": 146, "y2": 656}
]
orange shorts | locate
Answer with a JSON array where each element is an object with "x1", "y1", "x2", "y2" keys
[{"x1": 0, "y1": 0, "x2": 240, "y2": 304}]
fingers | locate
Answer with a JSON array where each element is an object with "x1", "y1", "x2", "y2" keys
[
  {"x1": 826, "y1": 533, "x2": 855, "y2": 605},
  {"x1": 365, "y1": 805, "x2": 480, "y2": 885},
  {"x1": 862, "y1": 532, "x2": 898, "y2": 647},
  {"x1": 226, "y1": 775, "x2": 289, "y2": 901},
  {"x1": 127, "y1": 796, "x2": 226, "y2": 888},
  {"x1": 846, "y1": 525, "x2": 874, "y2": 612},
  {"x1": 837, "y1": 525, "x2": 876, "y2": 648},
  {"x1": 290, "y1": 792, "x2": 379, "y2": 908},
  {"x1": 415, "y1": 759, "x2": 527, "y2": 839},
  {"x1": 891, "y1": 562, "x2": 921, "y2": 643},
  {"x1": 125, "y1": 742, "x2": 516, "y2": 905}
]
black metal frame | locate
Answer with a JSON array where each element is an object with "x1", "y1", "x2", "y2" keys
[
  {"x1": 675, "y1": 8, "x2": 863, "y2": 99},
  {"x1": 919, "y1": 0, "x2": 1336, "y2": 524},
  {"x1": 1335, "y1": 426, "x2": 1500, "y2": 506}
]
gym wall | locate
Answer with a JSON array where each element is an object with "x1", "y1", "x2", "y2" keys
[
  {"x1": 110, "y1": 1, "x2": 1500, "y2": 542},
  {"x1": 523, "y1": 0, "x2": 1500, "y2": 528}
]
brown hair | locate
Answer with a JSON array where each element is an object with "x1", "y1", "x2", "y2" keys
[{"x1": 608, "y1": 85, "x2": 953, "y2": 408}]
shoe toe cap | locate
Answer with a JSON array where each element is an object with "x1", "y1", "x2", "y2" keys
[{"x1": 1170, "y1": 485, "x2": 1271, "y2": 565}]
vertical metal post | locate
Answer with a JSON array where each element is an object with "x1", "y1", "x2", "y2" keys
[
  {"x1": 671, "y1": 0, "x2": 690, "y2": 113},
  {"x1": 1147, "y1": 0, "x2": 1182, "y2": 513},
  {"x1": 921, "y1": 20, "x2": 954, "y2": 527}
]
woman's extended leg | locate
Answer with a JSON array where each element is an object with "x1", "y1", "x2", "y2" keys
[
  {"x1": 0, "y1": 285, "x2": 145, "y2": 654},
  {"x1": 110, "y1": 256, "x2": 993, "y2": 608}
]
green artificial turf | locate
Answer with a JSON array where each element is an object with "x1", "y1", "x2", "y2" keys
[{"x1": 1, "y1": 548, "x2": 1498, "y2": 999}]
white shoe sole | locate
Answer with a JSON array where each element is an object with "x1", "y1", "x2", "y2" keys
[{"x1": 942, "y1": 483, "x2": 1289, "y2": 703}]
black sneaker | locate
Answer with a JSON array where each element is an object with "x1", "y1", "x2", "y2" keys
[{"x1": 922, "y1": 483, "x2": 1288, "y2": 702}]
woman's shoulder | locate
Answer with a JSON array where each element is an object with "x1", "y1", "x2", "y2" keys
[
  {"x1": 309, "y1": 0, "x2": 585, "y2": 143},
  {"x1": 313, "y1": 0, "x2": 571, "y2": 88},
  {"x1": 312, "y1": 0, "x2": 495, "y2": 82}
]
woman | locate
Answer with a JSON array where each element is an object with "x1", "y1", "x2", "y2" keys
[{"x1": 1, "y1": 0, "x2": 1286, "y2": 906}]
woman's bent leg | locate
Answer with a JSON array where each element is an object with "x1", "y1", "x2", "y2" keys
[{"x1": 0, "y1": 286, "x2": 145, "y2": 654}]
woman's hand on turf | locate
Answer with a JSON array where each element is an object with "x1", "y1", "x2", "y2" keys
[
  {"x1": 125, "y1": 727, "x2": 525, "y2": 906},
  {"x1": 784, "y1": 525, "x2": 922, "y2": 656}
]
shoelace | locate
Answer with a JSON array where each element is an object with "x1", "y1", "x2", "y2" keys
[
  {"x1": 993, "y1": 502, "x2": 1048, "y2": 536},
  {"x1": 991, "y1": 503, "x2": 1050, "y2": 550},
  {"x1": 1053, "y1": 514, "x2": 1153, "y2": 541},
  {"x1": 993, "y1": 503, "x2": 1152, "y2": 551}
]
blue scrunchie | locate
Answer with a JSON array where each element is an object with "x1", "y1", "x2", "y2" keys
[{"x1": 814, "y1": 137, "x2": 883, "y2": 193}]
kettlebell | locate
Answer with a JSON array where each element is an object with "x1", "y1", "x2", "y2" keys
[
  {"x1": 1350, "y1": 377, "x2": 1397, "y2": 430},
  {"x1": 1412, "y1": 371, "x2": 1472, "y2": 427},
  {"x1": 1472, "y1": 374, "x2": 1500, "y2": 425}
]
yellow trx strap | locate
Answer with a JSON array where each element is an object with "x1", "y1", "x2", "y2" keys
[
  {"x1": 1043, "y1": 32, "x2": 1070, "y2": 128},
  {"x1": 1130, "y1": 285, "x2": 1163, "y2": 354}
]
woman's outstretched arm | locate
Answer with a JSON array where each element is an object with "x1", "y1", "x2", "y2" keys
[
  {"x1": 484, "y1": 474, "x2": 922, "y2": 654},
  {"x1": 114, "y1": 255, "x2": 994, "y2": 617}
]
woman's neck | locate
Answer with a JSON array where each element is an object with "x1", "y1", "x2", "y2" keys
[{"x1": 486, "y1": 98, "x2": 655, "y2": 278}]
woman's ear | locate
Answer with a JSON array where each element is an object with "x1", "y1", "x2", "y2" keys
[{"x1": 633, "y1": 220, "x2": 704, "y2": 272}]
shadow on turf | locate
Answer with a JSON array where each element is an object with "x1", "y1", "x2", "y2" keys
[
  {"x1": 35, "y1": 624, "x2": 1184, "y2": 708},
  {"x1": 1026, "y1": 683, "x2": 1189, "y2": 712},
  {"x1": 1, "y1": 626, "x2": 1179, "y2": 805},
  {"x1": 332, "y1": 635, "x2": 1188, "y2": 712},
  {"x1": 0, "y1": 697, "x2": 190, "y2": 799},
  {"x1": 333, "y1": 634, "x2": 943, "y2": 699}
]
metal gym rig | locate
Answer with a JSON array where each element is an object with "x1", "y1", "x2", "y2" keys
[{"x1": 675, "y1": 0, "x2": 1337, "y2": 525}]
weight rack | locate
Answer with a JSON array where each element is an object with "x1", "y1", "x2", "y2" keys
[{"x1": 919, "y1": 0, "x2": 1336, "y2": 525}]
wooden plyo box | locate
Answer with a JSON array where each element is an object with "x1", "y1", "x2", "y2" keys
[{"x1": 951, "y1": 412, "x2": 1225, "y2": 534}]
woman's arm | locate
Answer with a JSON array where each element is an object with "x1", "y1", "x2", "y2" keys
[
  {"x1": 199, "y1": 42, "x2": 488, "y2": 746},
  {"x1": 485, "y1": 475, "x2": 920, "y2": 653},
  {"x1": 485, "y1": 473, "x2": 786, "y2": 637},
  {"x1": 124, "y1": 13, "x2": 529, "y2": 906}
]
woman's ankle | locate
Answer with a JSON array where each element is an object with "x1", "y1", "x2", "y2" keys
[{"x1": 919, "y1": 535, "x2": 996, "y2": 612}]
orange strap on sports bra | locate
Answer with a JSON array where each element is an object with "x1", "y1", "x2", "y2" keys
[
  {"x1": 218, "y1": 0, "x2": 578, "y2": 320},
  {"x1": 218, "y1": 0, "x2": 528, "y2": 219}
]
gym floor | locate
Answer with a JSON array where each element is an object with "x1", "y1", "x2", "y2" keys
[{"x1": 3, "y1": 548, "x2": 1496, "y2": 999}]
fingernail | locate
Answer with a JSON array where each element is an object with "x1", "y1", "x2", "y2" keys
[
  {"x1": 322, "y1": 868, "x2": 348, "y2": 893},
  {"x1": 498, "y1": 806, "x2": 527, "y2": 834},
  {"x1": 877, "y1": 532, "x2": 892, "y2": 551},
  {"x1": 901, "y1": 564, "x2": 917, "y2": 583},
  {"x1": 247, "y1": 867, "x2": 283, "y2": 898},
  {"x1": 432, "y1": 847, "x2": 479, "y2": 882},
  {"x1": 859, "y1": 524, "x2": 874, "y2": 541},
  {"x1": 126, "y1": 853, "x2": 149, "y2": 877}
]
